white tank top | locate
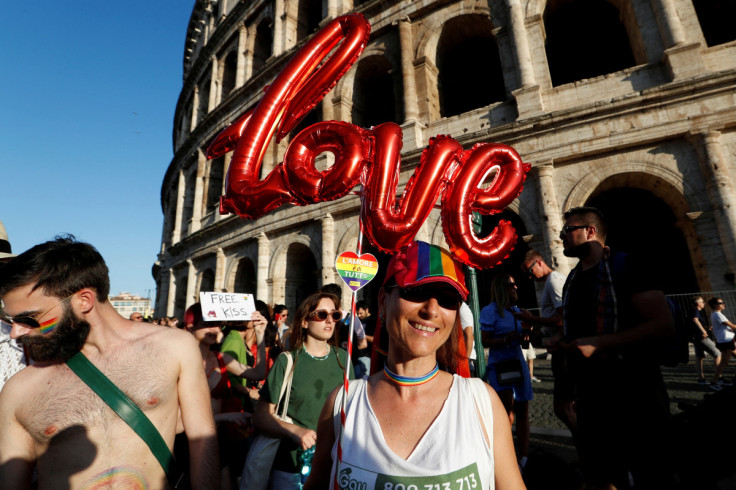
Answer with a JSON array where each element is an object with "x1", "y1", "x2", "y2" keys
[{"x1": 329, "y1": 375, "x2": 495, "y2": 489}]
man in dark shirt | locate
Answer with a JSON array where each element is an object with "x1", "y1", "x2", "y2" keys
[
  {"x1": 689, "y1": 296, "x2": 722, "y2": 389},
  {"x1": 558, "y1": 206, "x2": 675, "y2": 489}
]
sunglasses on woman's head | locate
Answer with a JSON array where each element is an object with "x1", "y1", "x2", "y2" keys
[
  {"x1": 388, "y1": 284, "x2": 462, "y2": 310},
  {"x1": 308, "y1": 309, "x2": 343, "y2": 322}
]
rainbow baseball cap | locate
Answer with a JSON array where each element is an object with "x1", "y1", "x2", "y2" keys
[{"x1": 383, "y1": 241, "x2": 468, "y2": 301}]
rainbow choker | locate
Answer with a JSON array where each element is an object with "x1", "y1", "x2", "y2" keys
[{"x1": 383, "y1": 363, "x2": 439, "y2": 387}]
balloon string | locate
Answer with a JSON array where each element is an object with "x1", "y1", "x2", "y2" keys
[{"x1": 335, "y1": 219, "x2": 364, "y2": 487}]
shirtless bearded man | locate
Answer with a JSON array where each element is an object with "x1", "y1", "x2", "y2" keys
[{"x1": 0, "y1": 236, "x2": 218, "y2": 488}]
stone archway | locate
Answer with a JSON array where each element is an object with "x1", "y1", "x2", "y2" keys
[
  {"x1": 174, "y1": 270, "x2": 189, "y2": 320},
  {"x1": 233, "y1": 258, "x2": 257, "y2": 295},
  {"x1": 283, "y1": 242, "x2": 319, "y2": 314},
  {"x1": 198, "y1": 268, "x2": 215, "y2": 294},
  {"x1": 587, "y1": 185, "x2": 699, "y2": 294}
]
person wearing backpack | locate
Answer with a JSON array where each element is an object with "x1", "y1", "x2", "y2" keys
[{"x1": 555, "y1": 206, "x2": 676, "y2": 489}]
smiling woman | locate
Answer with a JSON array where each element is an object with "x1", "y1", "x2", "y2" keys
[{"x1": 306, "y1": 241, "x2": 525, "y2": 490}]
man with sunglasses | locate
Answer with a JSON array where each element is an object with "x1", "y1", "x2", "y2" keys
[
  {"x1": 515, "y1": 250, "x2": 576, "y2": 437},
  {"x1": 0, "y1": 236, "x2": 218, "y2": 488},
  {"x1": 558, "y1": 207, "x2": 676, "y2": 489},
  {"x1": 708, "y1": 297, "x2": 736, "y2": 387}
]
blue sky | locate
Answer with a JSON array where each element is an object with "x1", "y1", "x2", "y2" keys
[{"x1": 1, "y1": 1, "x2": 195, "y2": 302}]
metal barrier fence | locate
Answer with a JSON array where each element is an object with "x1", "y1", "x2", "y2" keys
[{"x1": 667, "y1": 290, "x2": 736, "y2": 326}]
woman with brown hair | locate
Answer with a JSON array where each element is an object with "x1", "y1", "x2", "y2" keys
[
  {"x1": 253, "y1": 291, "x2": 353, "y2": 489},
  {"x1": 306, "y1": 241, "x2": 524, "y2": 489},
  {"x1": 480, "y1": 273, "x2": 532, "y2": 469}
]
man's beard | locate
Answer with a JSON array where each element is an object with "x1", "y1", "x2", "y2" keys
[
  {"x1": 562, "y1": 241, "x2": 591, "y2": 258},
  {"x1": 20, "y1": 307, "x2": 90, "y2": 363}
]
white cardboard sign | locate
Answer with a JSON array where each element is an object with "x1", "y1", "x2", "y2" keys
[{"x1": 199, "y1": 292, "x2": 256, "y2": 321}]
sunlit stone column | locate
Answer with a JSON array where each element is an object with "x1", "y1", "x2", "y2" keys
[
  {"x1": 172, "y1": 170, "x2": 186, "y2": 243},
  {"x1": 693, "y1": 130, "x2": 736, "y2": 274},
  {"x1": 190, "y1": 87, "x2": 199, "y2": 132},
  {"x1": 398, "y1": 19, "x2": 419, "y2": 122},
  {"x1": 257, "y1": 233, "x2": 270, "y2": 303},
  {"x1": 507, "y1": 0, "x2": 535, "y2": 88},
  {"x1": 534, "y1": 164, "x2": 568, "y2": 274},
  {"x1": 190, "y1": 153, "x2": 206, "y2": 233},
  {"x1": 236, "y1": 25, "x2": 248, "y2": 87},
  {"x1": 186, "y1": 259, "x2": 197, "y2": 308},
  {"x1": 166, "y1": 269, "x2": 176, "y2": 316},
  {"x1": 651, "y1": 0, "x2": 686, "y2": 47},
  {"x1": 273, "y1": 0, "x2": 284, "y2": 56},
  {"x1": 321, "y1": 213, "x2": 336, "y2": 286},
  {"x1": 209, "y1": 56, "x2": 219, "y2": 109},
  {"x1": 214, "y1": 248, "x2": 226, "y2": 291}
]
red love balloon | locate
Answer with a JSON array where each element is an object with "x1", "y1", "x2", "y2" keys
[{"x1": 206, "y1": 14, "x2": 530, "y2": 269}]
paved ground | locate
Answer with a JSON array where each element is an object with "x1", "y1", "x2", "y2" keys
[{"x1": 513, "y1": 349, "x2": 736, "y2": 488}]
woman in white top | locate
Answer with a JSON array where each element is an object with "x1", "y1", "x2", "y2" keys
[
  {"x1": 305, "y1": 241, "x2": 524, "y2": 490},
  {"x1": 708, "y1": 297, "x2": 736, "y2": 387}
]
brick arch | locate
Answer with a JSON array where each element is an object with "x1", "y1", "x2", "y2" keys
[
  {"x1": 268, "y1": 233, "x2": 320, "y2": 279},
  {"x1": 563, "y1": 161, "x2": 707, "y2": 290},
  {"x1": 415, "y1": 2, "x2": 494, "y2": 66},
  {"x1": 334, "y1": 44, "x2": 399, "y2": 117},
  {"x1": 351, "y1": 53, "x2": 403, "y2": 127},
  {"x1": 336, "y1": 221, "x2": 360, "y2": 256},
  {"x1": 563, "y1": 161, "x2": 704, "y2": 215},
  {"x1": 196, "y1": 267, "x2": 216, "y2": 295},
  {"x1": 223, "y1": 241, "x2": 258, "y2": 292}
]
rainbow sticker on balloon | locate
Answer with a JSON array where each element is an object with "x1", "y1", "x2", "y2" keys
[{"x1": 335, "y1": 252, "x2": 378, "y2": 292}]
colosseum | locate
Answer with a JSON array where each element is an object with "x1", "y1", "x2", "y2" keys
[{"x1": 155, "y1": 0, "x2": 736, "y2": 318}]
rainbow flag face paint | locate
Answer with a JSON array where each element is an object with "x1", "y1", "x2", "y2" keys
[
  {"x1": 38, "y1": 317, "x2": 59, "y2": 335},
  {"x1": 82, "y1": 466, "x2": 148, "y2": 489}
]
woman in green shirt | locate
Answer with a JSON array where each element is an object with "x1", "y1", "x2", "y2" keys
[{"x1": 253, "y1": 291, "x2": 353, "y2": 488}]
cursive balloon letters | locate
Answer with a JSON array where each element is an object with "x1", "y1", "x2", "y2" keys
[{"x1": 207, "y1": 14, "x2": 529, "y2": 268}]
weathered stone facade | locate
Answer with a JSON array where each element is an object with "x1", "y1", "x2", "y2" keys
[{"x1": 156, "y1": 0, "x2": 736, "y2": 318}]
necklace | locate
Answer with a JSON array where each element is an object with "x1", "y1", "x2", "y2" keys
[
  {"x1": 303, "y1": 344, "x2": 330, "y2": 360},
  {"x1": 383, "y1": 363, "x2": 439, "y2": 387}
]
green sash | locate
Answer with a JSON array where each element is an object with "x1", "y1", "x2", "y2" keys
[{"x1": 66, "y1": 351, "x2": 185, "y2": 488}]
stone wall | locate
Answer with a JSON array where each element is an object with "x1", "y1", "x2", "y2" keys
[{"x1": 156, "y1": 0, "x2": 736, "y2": 318}]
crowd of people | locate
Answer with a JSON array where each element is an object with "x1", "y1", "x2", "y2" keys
[{"x1": 0, "y1": 206, "x2": 734, "y2": 488}]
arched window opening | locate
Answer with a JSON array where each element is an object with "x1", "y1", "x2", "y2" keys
[
  {"x1": 179, "y1": 100, "x2": 192, "y2": 141},
  {"x1": 253, "y1": 19, "x2": 273, "y2": 74},
  {"x1": 544, "y1": 0, "x2": 636, "y2": 87},
  {"x1": 206, "y1": 157, "x2": 224, "y2": 211},
  {"x1": 297, "y1": 0, "x2": 323, "y2": 42},
  {"x1": 221, "y1": 52, "x2": 237, "y2": 98},
  {"x1": 199, "y1": 269, "x2": 215, "y2": 294},
  {"x1": 197, "y1": 77, "x2": 211, "y2": 124},
  {"x1": 352, "y1": 56, "x2": 400, "y2": 128},
  {"x1": 587, "y1": 187, "x2": 697, "y2": 294},
  {"x1": 174, "y1": 273, "x2": 188, "y2": 318},
  {"x1": 234, "y1": 258, "x2": 257, "y2": 295},
  {"x1": 437, "y1": 15, "x2": 505, "y2": 118},
  {"x1": 180, "y1": 172, "x2": 195, "y2": 237},
  {"x1": 285, "y1": 243, "x2": 319, "y2": 313},
  {"x1": 693, "y1": 0, "x2": 736, "y2": 47}
]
